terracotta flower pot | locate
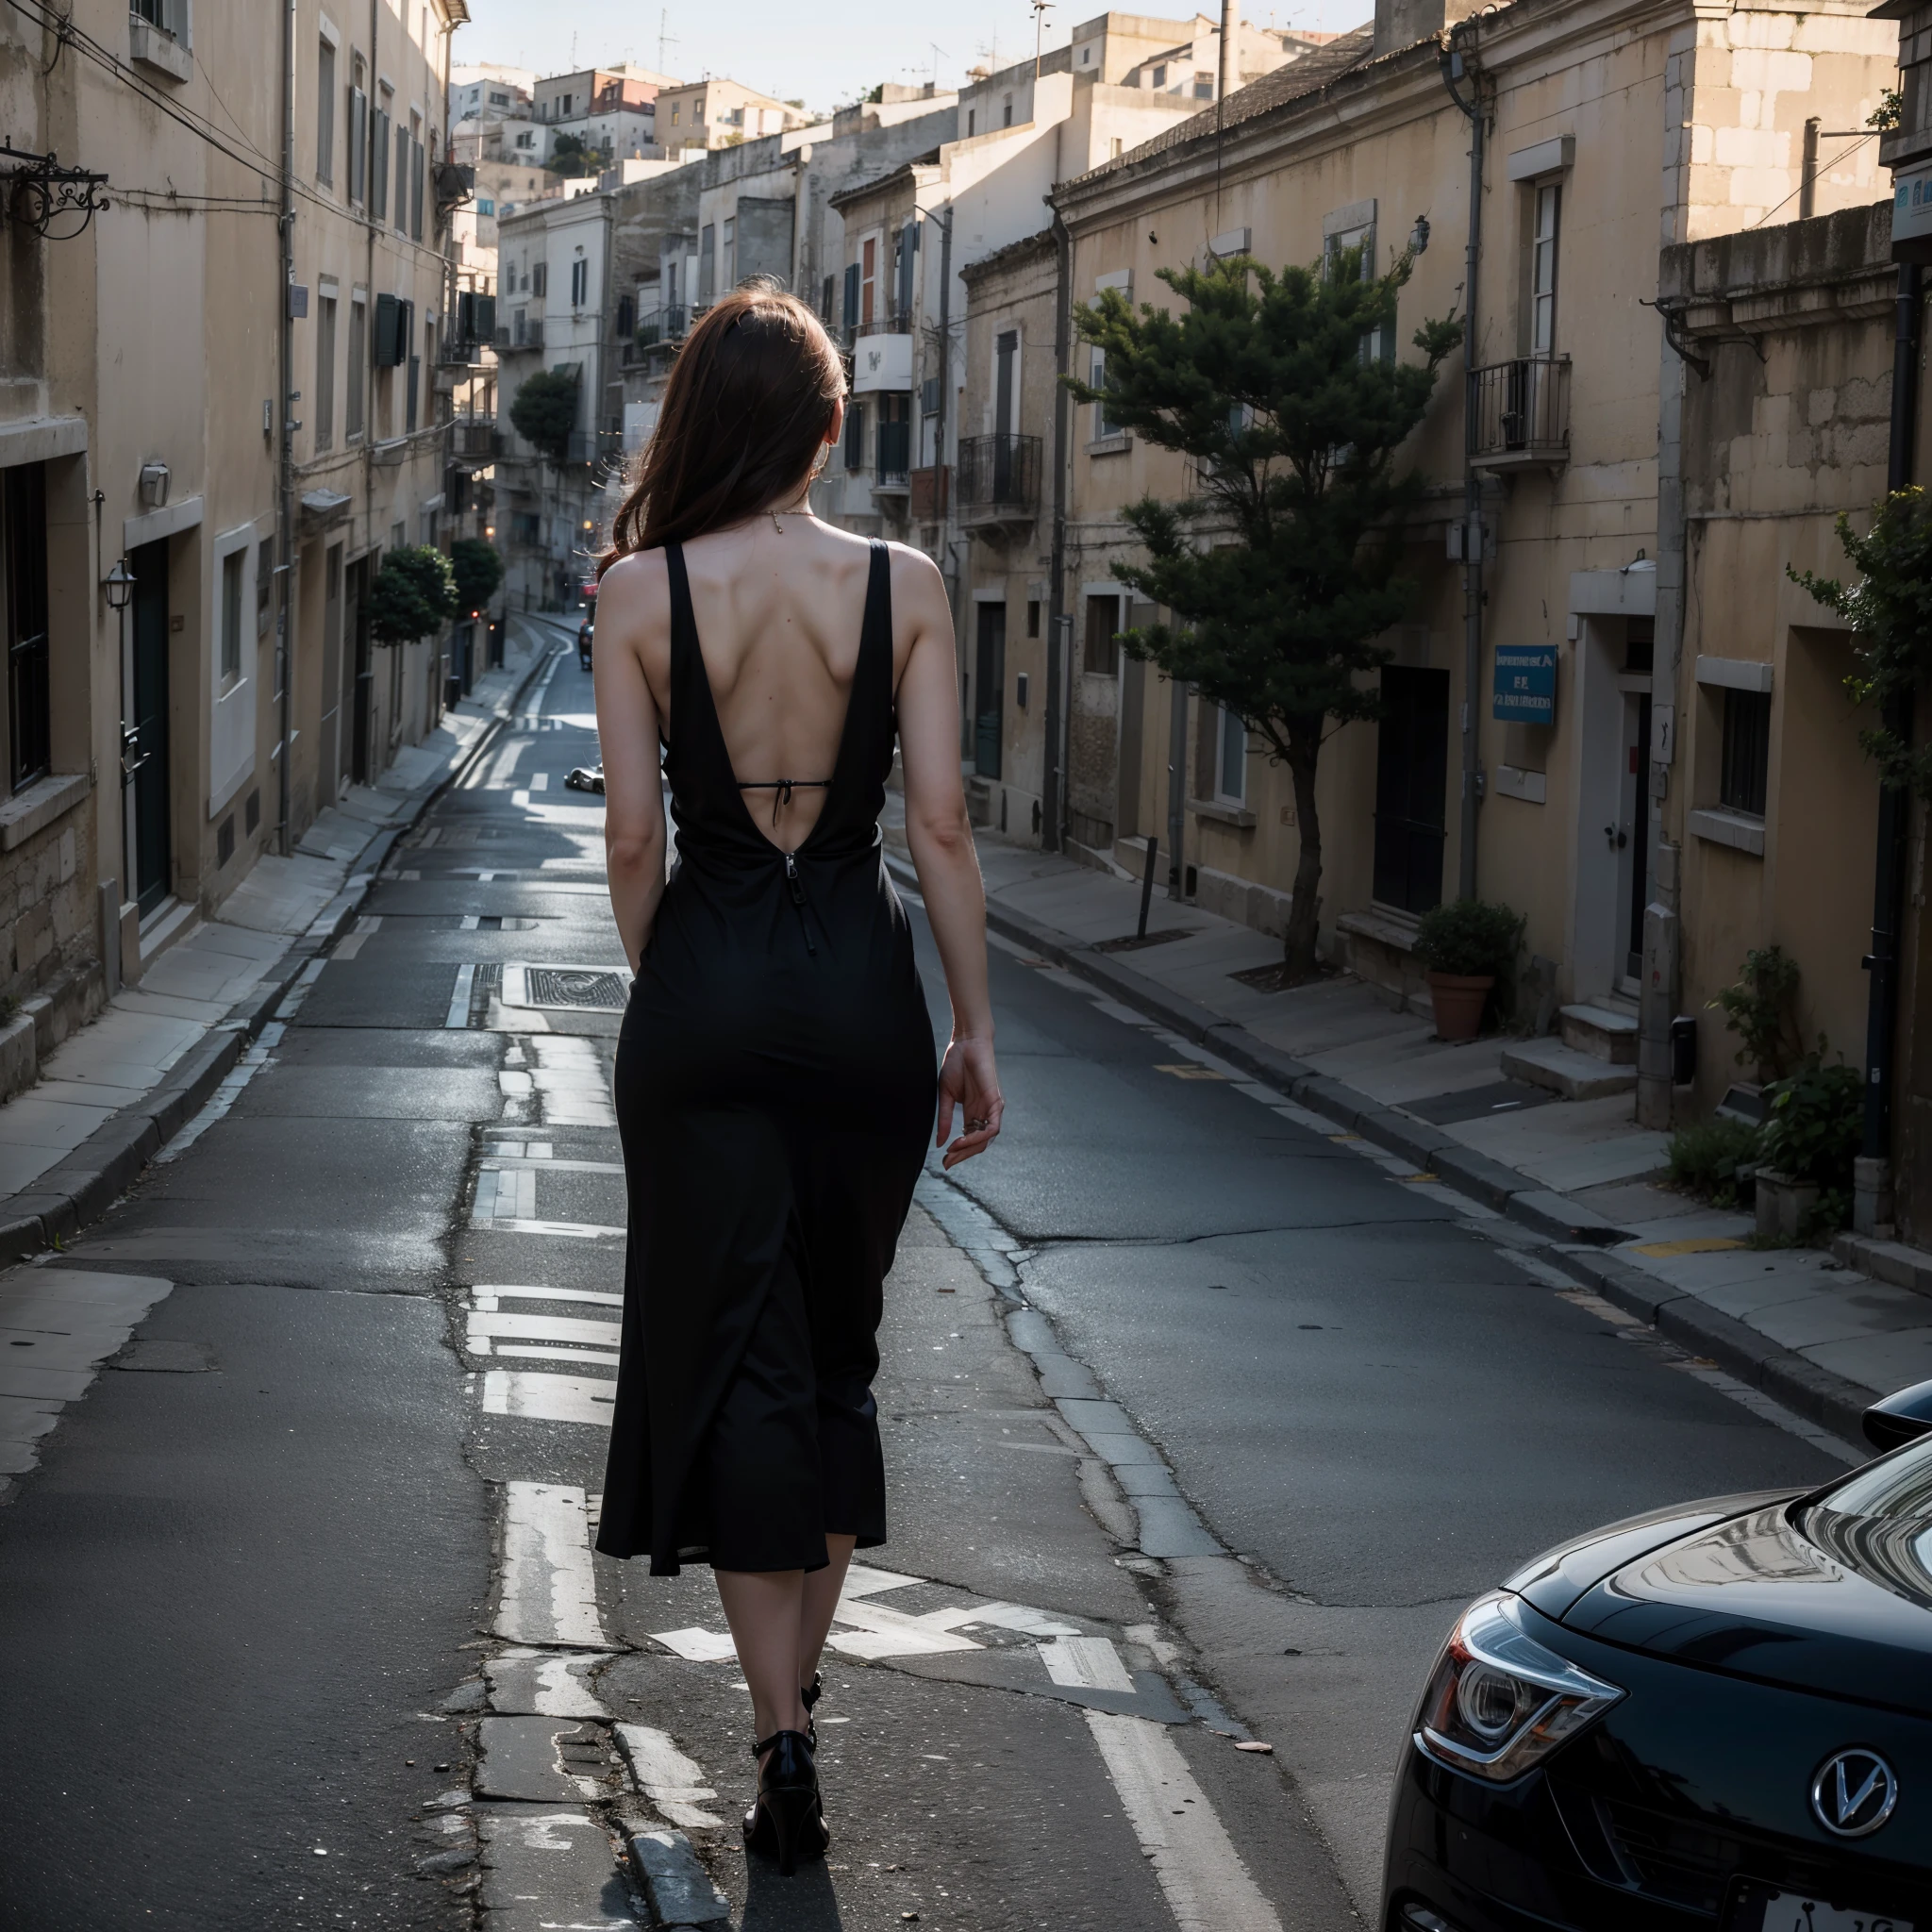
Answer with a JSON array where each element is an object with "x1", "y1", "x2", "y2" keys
[{"x1": 1427, "y1": 971, "x2": 1495, "y2": 1042}]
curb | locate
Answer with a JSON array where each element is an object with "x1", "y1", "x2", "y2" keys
[
  {"x1": 0, "y1": 641, "x2": 559, "y2": 1269},
  {"x1": 889, "y1": 855, "x2": 1883, "y2": 1449}
]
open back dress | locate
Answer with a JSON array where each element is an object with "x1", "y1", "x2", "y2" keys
[{"x1": 595, "y1": 539, "x2": 938, "y2": 1575}]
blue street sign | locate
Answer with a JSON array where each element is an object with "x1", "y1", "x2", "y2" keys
[{"x1": 1493, "y1": 644, "x2": 1557, "y2": 724}]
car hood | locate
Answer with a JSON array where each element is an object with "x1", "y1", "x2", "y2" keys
[
  {"x1": 1505, "y1": 1491, "x2": 1795, "y2": 1622},
  {"x1": 1561, "y1": 1503, "x2": 1932, "y2": 1718}
]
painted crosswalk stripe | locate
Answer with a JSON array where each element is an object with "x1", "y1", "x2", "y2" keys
[
  {"x1": 468, "y1": 1309, "x2": 621, "y2": 1351},
  {"x1": 481, "y1": 1370, "x2": 616, "y2": 1429},
  {"x1": 615, "y1": 1725, "x2": 722, "y2": 1829},
  {"x1": 495, "y1": 1481, "x2": 609, "y2": 1648},
  {"x1": 474, "y1": 1285, "x2": 624, "y2": 1309},
  {"x1": 445, "y1": 962, "x2": 476, "y2": 1028},
  {"x1": 1085, "y1": 1711, "x2": 1284, "y2": 1932}
]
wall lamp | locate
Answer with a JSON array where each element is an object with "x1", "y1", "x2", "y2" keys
[{"x1": 103, "y1": 556, "x2": 136, "y2": 610}]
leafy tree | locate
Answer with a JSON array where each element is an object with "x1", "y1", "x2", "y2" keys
[
  {"x1": 369, "y1": 544, "x2": 460, "y2": 644},
  {"x1": 1790, "y1": 486, "x2": 1932, "y2": 796},
  {"x1": 510, "y1": 366, "x2": 581, "y2": 465},
  {"x1": 546, "y1": 131, "x2": 608, "y2": 177},
  {"x1": 1067, "y1": 246, "x2": 1461, "y2": 978},
  {"x1": 450, "y1": 536, "x2": 505, "y2": 614}
]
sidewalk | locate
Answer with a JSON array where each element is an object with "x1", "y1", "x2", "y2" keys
[
  {"x1": 0, "y1": 615, "x2": 564, "y2": 1264},
  {"x1": 885, "y1": 802, "x2": 1932, "y2": 1447}
]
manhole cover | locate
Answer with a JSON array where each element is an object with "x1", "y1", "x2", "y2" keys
[{"x1": 500, "y1": 964, "x2": 629, "y2": 1011}]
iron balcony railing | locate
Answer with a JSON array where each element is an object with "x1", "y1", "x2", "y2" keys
[
  {"x1": 956, "y1": 433, "x2": 1041, "y2": 519},
  {"x1": 451, "y1": 417, "x2": 500, "y2": 459},
  {"x1": 635, "y1": 304, "x2": 689, "y2": 348},
  {"x1": 874, "y1": 418, "x2": 911, "y2": 486},
  {"x1": 1467, "y1": 355, "x2": 1570, "y2": 466}
]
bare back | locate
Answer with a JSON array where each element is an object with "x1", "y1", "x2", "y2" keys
[{"x1": 618, "y1": 516, "x2": 917, "y2": 850}]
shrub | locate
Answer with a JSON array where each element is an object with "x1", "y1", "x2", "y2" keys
[
  {"x1": 1666, "y1": 1116, "x2": 1760, "y2": 1207},
  {"x1": 510, "y1": 367, "x2": 581, "y2": 464},
  {"x1": 1760, "y1": 1057, "x2": 1862, "y2": 1196},
  {"x1": 1412, "y1": 899, "x2": 1524, "y2": 980},
  {"x1": 1707, "y1": 943, "x2": 1801, "y2": 1080},
  {"x1": 368, "y1": 544, "x2": 459, "y2": 644},
  {"x1": 450, "y1": 537, "x2": 504, "y2": 615}
]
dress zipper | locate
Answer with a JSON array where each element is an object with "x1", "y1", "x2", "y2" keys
[{"x1": 783, "y1": 853, "x2": 818, "y2": 956}]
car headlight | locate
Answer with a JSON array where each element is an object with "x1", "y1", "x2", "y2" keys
[{"x1": 1415, "y1": 1591, "x2": 1624, "y2": 1783}]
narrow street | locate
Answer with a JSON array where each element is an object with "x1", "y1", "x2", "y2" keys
[{"x1": 0, "y1": 641, "x2": 1850, "y2": 1931}]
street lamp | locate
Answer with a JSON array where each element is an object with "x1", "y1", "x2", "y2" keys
[{"x1": 103, "y1": 557, "x2": 136, "y2": 609}]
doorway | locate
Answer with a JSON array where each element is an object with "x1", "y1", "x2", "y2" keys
[
  {"x1": 1570, "y1": 611, "x2": 1654, "y2": 1002},
  {"x1": 1371, "y1": 666, "x2": 1449, "y2": 914},
  {"x1": 319, "y1": 543, "x2": 343, "y2": 800},
  {"x1": 127, "y1": 538, "x2": 173, "y2": 915},
  {"x1": 974, "y1": 602, "x2": 1005, "y2": 780},
  {"x1": 1618, "y1": 691, "x2": 1653, "y2": 984},
  {"x1": 346, "y1": 554, "x2": 373, "y2": 785}
]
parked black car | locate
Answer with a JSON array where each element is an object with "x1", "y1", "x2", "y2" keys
[
  {"x1": 1383, "y1": 1379, "x2": 1932, "y2": 1932},
  {"x1": 577, "y1": 614, "x2": 593, "y2": 671}
]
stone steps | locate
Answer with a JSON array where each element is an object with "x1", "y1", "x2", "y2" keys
[
  {"x1": 1498, "y1": 1036, "x2": 1640, "y2": 1102},
  {"x1": 1558, "y1": 1002, "x2": 1640, "y2": 1064}
]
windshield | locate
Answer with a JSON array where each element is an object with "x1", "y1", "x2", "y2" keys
[{"x1": 1803, "y1": 1434, "x2": 1932, "y2": 1611}]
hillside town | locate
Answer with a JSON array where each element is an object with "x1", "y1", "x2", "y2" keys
[{"x1": 8, "y1": 0, "x2": 1932, "y2": 1926}]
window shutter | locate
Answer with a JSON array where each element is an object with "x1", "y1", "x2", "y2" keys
[
  {"x1": 372, "y1": 108, "x2": 391, "y2": 223},
  {"x1": 841, "y1": 261, "x2": 858, "y2": 333},
  {"x1": 348, "y1": 88, "x2": 367, "y2": 203},
  {"x1": 398, "y1": 298, "x2": 415, "y2": 367},
  {"x1": 373, "y1": 291, "x2": 399, "y2": 366},
  {"x1": 474, "y1": 293, "x2": 496, "y2": 341},
  {"x1": 896, "y1": 223, "x2": 915, "y2": 321},
  {"x1": 457, "y1": 290, "x2": 475, "y2": 343},
  {"x1": 394, "y1": 122, "x2": 409, "y2": 230},
  {"x1": 531, "y1": 261, "x2": 546, "y2": 297},
  {"x1": 410, "y1": 140, "x2": 425, "y2": 241}
]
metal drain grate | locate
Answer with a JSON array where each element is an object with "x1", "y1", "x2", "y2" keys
[{"x1": 500, "y1": 963, "x2": 629, "y2": 1011}]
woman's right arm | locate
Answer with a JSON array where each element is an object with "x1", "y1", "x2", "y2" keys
[
  {"x1": 592, "y1": 554, "x2": 670, "y2": 974},
  {"x1": 893, "y1": 550, "x2": 1003, "y2": 1168}
]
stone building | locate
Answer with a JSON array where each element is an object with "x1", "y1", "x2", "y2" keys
[{"x1": 0, "y1": 0, "x2": 466, "y2": 1104}]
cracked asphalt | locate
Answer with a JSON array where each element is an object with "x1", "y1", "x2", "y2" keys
[{"x1": 0, "y1": 637, "x2": 1849, "y2": 1929}]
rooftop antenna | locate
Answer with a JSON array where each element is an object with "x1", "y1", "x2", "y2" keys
[
  {"x1": 931, "y1": 41, "x2": 948, "y2": 87},
  {"x1": 1032, "y1": 0, "x2": 1055, "y2": 82},
  {"x1": 658, "y1": 9, "x2": 680, "y2": 73}
]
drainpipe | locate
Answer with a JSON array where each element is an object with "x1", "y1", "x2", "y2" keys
[
  {"x1": 1856, "y1": 259, "x2": 1924, "y2": 1236},
  {"x1": 1441, "y1": 30, "x2": 1485, "y2": 904},
  {"x1": 275, "y1": 0, "x2": 296, "y2": 854},
  {"x1": 1219, "y1": 0, "x2": 1240, "y2": 103},
  {"x1": 1044, "y1": 204, "x2": 1073, "y2": 852}
]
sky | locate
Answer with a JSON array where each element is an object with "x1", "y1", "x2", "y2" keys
[{"x1": 457, "y1": 0, "x2": 1370, "y2": 117}]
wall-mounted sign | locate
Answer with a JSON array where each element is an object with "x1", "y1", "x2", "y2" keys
[
  {"x1": 1493, "y1": 644, "x2": 1557, "y2": 724},
  {"x1": 1896, "y1": 163, "x2": 1932, "y2": 264}
]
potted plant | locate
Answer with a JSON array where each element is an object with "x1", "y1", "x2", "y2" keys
[
  {"x1": 1756, "y1": 1054, "x2": 1861, "y2": 1240},
  {"x1": 1412, "y1": 898, "x2": 1523, "y2": 1041}
]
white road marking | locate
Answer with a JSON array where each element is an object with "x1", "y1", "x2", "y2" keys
[
  {"x1": 484, "y1": 1156, "x2": 625, "y2": 1175},
  {"x1": 615, "y1": 1724, "x2": 723, "y2": 1829},
  {"x1": 487, "y1": 1647, "x2": 612, "y2": 1719},
  {"x1": 468, "y1": 1310, "x2": 622, "y2": 1350},
  {"x1": 481, "y1": 1343, "x2": 623, "y2": 1366},
  {"x1": 531, "y1": 772, "x2": 550, "y2": 791},
  {"x1": 333, "y1": 915, "x2": 381, "y2": 959},
  {"x1": 460, "y1": 913, "x2": 480, "y2": 931},
  {"x1": 474, "y1": 1285, "x2": 624, "y2": 1309},
  {"x1": 495, "y1": 1482, "x2": 609, "y2": 1649},
  {"x1": 482, "y1": 1370, "x2": 616, "y2": 1429},
  {"x1": 651, "y1": 1627, "x2": 741, "y2": 1662},
  {"x1": 1085, "y1": 1711, "x2": 1285, "y2": 1932},
  {"x1": 960, "y1": 1603, "x2": 1081, "y2": 1638},
  {"x1": 1041, "y1": 1635, "x2": 1135, "y2": 1691},
  {"x1": 484, "y1": 1218, "x2": 625, "y2": 1240},
  {"x1": 445, "y1": 963, "x2": 476, "y2": 1028}
]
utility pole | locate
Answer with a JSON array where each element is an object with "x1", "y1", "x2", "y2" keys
[
  {"x1": 1033, "y1": 0, "x2": 1054, "y2": 83},
  {"x1": 1219, "y1": 0, "x2": 1239, "y2": 102}
]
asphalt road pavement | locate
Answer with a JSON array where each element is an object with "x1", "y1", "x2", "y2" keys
[{"x1": 0, "y1": 637, "x2": 1851, "y2": 1930}]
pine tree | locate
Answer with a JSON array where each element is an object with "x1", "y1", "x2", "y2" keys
[{"x1": 1068, "y1": 246, "x2": 1461, "y2": 978}]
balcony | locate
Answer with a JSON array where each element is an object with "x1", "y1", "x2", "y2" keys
[
  {"x1": 635, "y1": 304, "x2": 689, "y2": 350},
  {"x1": 1467, "y1": 356, "x2": 1570, "y2": 471},
  {"x1": 450, "y1": 417, "x2": 500, "y2": 463},
  {"x1": 856, "y1": 311, "x2": 912, "y2": 337},
  {"x1": 957, "y1": 433, "x2": 1041, "y2": 528}
]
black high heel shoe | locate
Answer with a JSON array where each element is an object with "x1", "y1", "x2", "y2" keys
[
  {"x1": 801, "y1": 1673, "x2": 823, "y2": 1748},
  {"x1": 742, "y1": 1728, "x2": 828, "y2": 1877}
]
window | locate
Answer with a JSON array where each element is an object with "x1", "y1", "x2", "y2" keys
[
  {"x1": 699, "y1": 224, "x2": 715, "y2": 303},
  {"x1": 476, "y1": 195, "x2": 495, "y2": 216},
  {"x1": 1002, "y1": 93, "x2": 1014, "y2": 126},
  {"x1": 220, "y1": 545, "x2": 245, "y2": 690},
  {"x1": 314, "y1": 292, "x2": 337, "y2": 450},
  {"x1": 490, "y1": 89, "x2": 509, "y2": 107},
  {"x1": 317, "y1": 38, "x2": 336, "y2": 183},
  {"x1": 530, "y1": 260, "x2": 546, "y2": 297},
  {"x1": 615, "y1": 293, "x2": 634, "y2": 336},
  {"x1": 1, "y1": 462, "x2": 50, "y2": 793},
  {"x1": 1110, "y1": 137, "x2": 1123, "y2": 159},
  {"x1": 1026, "y1": 599, "x2": 1041, "y2": 638},
  {"x1": 844, "y1": 398, "x2": 865, "y2": 471},
  {"x1": 1531, "y1": 182, "x2": 1560, "y2": 356},
  {"x1": 860, "y1": 237, "x2": 875, "y2": 325},
  {"x1": 723, "y1": 216, "x2": 735, "y2": 288},
  {"x1": 1090, "y1": 347, "x2": 1118, "y2": 439},
  {"x1": 394, "y1": 115, "x2": 410, "y2": 230},
  {"x1": 570, "y1": 258, "x2": 588, "y2": 307},
  {"x1": 1720, "y1": 687, "x2": 1771, "y2": 816},
  {"x1": 347, "y1": 63, "x2": 368, "y2": 203},
  {"x1": 1151, "y1": 64, "x2": 1167, "y2": 86},
  {"x1": 345, "y1": 294, "x2": 366, "y2": 439},
  {"x1": 257, "y1": 537, "x2": 275, "y2": 637},
  {"x1": 1083, "y1": 593, "x2": 1121, "y2": 674},
  {"x1": 967, "y1": 108, "x2": 975, "y2": 136},
  {"x1": 1194, "y1": 71, "x2": 1213, "y2": 98},
  {"x1": 409, "y1": 116, "x2": 425, "y2": 241},
  {"x1": 372, "y1": 89, "x2": 391, "y2": 219},
  {"x1": 1216, "y1": 705, "x2": 1246, "y2": 802},
  {"x1": 671, "y1": 101, "x2": 681, "y2": 125}
]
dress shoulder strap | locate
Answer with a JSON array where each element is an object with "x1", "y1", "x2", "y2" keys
[{"x1": 859, "y1": 540, "x2": 892, "y2": 692}]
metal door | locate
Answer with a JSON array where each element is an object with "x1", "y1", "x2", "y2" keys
[
  {"x1": 1371, "y1": 666, "x2": 1448, "y2": 914},
  {"x1": 1618, "y1": 691, "x2": 1653, "y2": 982},
  {"x1": 128, "y1": 539, "x2": 172, "y2": 914},
  {"x1": 974, "y1": 602, "x2": 1005, "y2": 780}
]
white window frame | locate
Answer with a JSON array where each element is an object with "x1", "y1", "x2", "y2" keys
[
  {"x1": 1531, "y1": 181, "x2": 1560, "y2": 356},
  {"x1": 1215, "y1": 704, "x2": 1248, "y2": 804}
]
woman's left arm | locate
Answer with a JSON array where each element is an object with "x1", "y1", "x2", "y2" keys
[{"x1": 592, "y1": 555, "x2": 669, "y2": 973}]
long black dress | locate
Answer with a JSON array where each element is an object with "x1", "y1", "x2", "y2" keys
[{"x1": 596, "y1": 539, "x2": 938, "y2": 1576}]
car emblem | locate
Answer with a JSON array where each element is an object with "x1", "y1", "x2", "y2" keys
[{"x1": 1809, "y1": 1750, "x2": 1899, "y2": 1838}]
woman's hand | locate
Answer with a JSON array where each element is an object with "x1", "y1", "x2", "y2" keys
[{"x1": 936, "y1": 1035, "x2": 1003, "y2": 1169}]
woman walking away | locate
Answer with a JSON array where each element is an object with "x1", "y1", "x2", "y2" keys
[{"x1": 590, "y1": 286, "x2": 1003, "y2": 1875}]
